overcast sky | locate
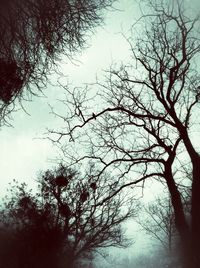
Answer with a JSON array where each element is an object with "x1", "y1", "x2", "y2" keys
[
  {"x1": 0, "y1": 0, "x2": 199, "y2": 192},
  {"x1": 0, "y1": 0, "x2": 200, "y2": 265},
  {"x1": 0, "y1": 0, "x2": 140, "y2": 194}
]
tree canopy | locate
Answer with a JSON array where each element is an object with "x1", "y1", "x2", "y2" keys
[
  {"x1": 0, "y1": 0, "x2": 113, "y2": 123},
  {"x1": 48, "y1": 1, "x2": 200, "y2": 267},
  {"x1": 0, "y1": 164, "x2": 134, "y2": 268}
]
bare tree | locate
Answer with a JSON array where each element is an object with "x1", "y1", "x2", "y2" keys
[
  {"x1": 47, "y1": 1, "x2": 200, "y2": 267},
  {"x1": 0, "y1": 0, "x2": 113, "y2": 123},
  {"x1": 138, "y1": 196, "x2": 177, "y2": 253},
  {"x1": 138, "y1": 166, "x2": 193, "y2": 255},
  {"x1": 0, "y1": 163, "x2": 135, "y2": 268}
]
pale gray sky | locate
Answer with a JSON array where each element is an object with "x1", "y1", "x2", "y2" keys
[
  {"x1": 0, "y1": 0, "x2": 199, "y2": 193},
  {"x1": 0, "y1": 0, "x2": 139, "y2": 195},
  {"x1": 0, "y1": 1, "x2": 200, "y2": 265}
]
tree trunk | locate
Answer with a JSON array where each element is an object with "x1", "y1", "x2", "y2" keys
[
  {"x1": 175, "y1": 125, "x2": 200, "y2": 267},
  {"x1": 171, "y1": 125, "x2": 200, "y2": 267},
  {"x1": 164, "y1": 165, "x2": 191, "y2": 268},
  {"x1": 189, "y1": 155, "x2": 200, "y2": 268},
  {"x1": 179, "y1": 157, "x2": 200, "y2": 268}
]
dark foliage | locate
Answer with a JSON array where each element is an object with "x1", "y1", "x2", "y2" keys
[
  {"x1": 0, "y1": 0, "x2": 112, "y2": 115},
  {"x1": 0, "y1": 59, "x2": 23, "y2": 104},
  {"x1": 0, "y1": 164, "x2": 134, "y2": 268}
]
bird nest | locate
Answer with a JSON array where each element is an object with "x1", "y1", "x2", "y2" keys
[{"x1": 0, "y1": 59, "x2": 24, "y2": 104}]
